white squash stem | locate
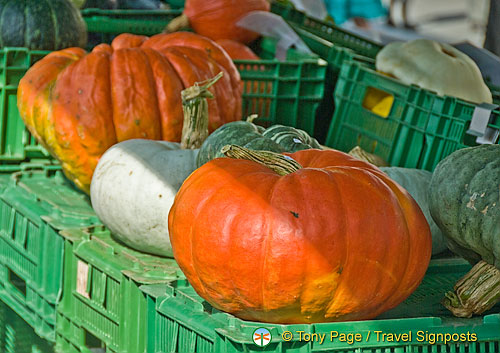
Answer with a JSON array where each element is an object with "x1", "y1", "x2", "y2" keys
[
  {"x1": 181, "y1": 72, "x2": 222, "y2": 149},
  {"x1": 443, "y1": 261, "x2": 500, "y2": 318}
]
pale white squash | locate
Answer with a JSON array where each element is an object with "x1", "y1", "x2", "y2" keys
[
  {"x1": 376, "y1": 39, "x2": 492, "y2": 104},
  {"x1": 90, "y1": 74, "x2": 221, "y2": 257},
  {"x1": 90, "y1": 140, "x2": 198, "y2": 256}
]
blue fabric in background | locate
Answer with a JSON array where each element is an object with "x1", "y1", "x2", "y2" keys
[{"x1": 324, "y1": 0, "x2": 388, "y2": 24}]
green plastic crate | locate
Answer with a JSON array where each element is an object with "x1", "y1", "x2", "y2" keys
[
  {"x1": 236, "y1": 37, "x2": 327, "y2": 134},
  {"x1": 0, "y1": 48, "x2": 52, "y2": 169},
  {"x1": 81, "y1": 8, "x2": 183, "y2": 48},
  {"x1": 141, "y1": 257, "x2": 500, "y2": 353},
  {"x1": 0, "y1": 301, "x2": 55, "y2": 353},
  {"x1": 165, "y1": 0, "x2": 184, "y2": 9},
  {"x1": 270, "y1": 1, "x2": 382, "y2": 72},
  {"x1": 0, "y1": 168, "x2": 99, "y2": 342},
  {"x1": 325, "y1": 60, "x2": 500, "y2": 170},
  {"x1": 56, "y1": 226, "x2": 185, "y2": 353}
]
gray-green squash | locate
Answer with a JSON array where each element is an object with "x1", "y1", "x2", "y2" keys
[
  {"x1": 429, "y1": 144, "x2": 500, "y2": 266},
  {"x1": 197, "y1": 116, "x2": 322, "y2": 167},
  {"x1": 380, "y1": 167, "x2": 447, "y2": 255},
  {"x1": 428, "y1": 144, "x2": 500, "y2": 318}
]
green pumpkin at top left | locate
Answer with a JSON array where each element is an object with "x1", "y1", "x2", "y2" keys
[{"x1": 0, "y1": 0, "x2": 87, "y2": 50}]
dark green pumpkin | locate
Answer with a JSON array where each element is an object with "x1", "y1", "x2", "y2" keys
[
  {"x1": 0, "y1": 0, "x2": 87, "y2": 50},
  {"x1": 429, "y1": 144, "x2": 500, "y2": 267},
  {"x1": 197, "y1": 120, "x2": 322, "y2": 167},
  {"x1": 381, "y1": 167, "x2": 447, "y2": 256}
]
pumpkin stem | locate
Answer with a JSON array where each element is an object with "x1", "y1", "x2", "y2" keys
[
  {"x1": 348, "y1": 146, "x2": 389, "y2": 167},
  {"x1": 164, "y1": 13, "x2": 190, "y2": 34},
  {"x1": 246, "y1": 114, "x2": 259, "y2": 123},
  {"x1": 442, "y1": 260, "x2": 500, "y2": 318},
  {"x1": 221, "y1": 144, "x2": 302, "y2": 175},
  {"x1": 180, "y1": 73, "x2": 223, "y2": 149}
]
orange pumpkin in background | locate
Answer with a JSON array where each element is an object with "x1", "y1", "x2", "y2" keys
[
  {"x1": 216, "y1": 39, "x2": 261, "y2": 60},
  {"x1": 17, "y1": 32, "x2": 242, "y2": 194},
  {"x1": 167, "y1": 0, "x2": 270, "y2": 44},
  {"x1": 168, "y1": 147, "x2": 433, "y2": 324}
]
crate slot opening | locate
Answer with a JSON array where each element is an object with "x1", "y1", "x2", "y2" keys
[
  {"x1": 7, "y1": 267, "x2": 26, "y2": 297},
  {"x1": 84, "y1": 328, "x2": 106, "y2": 353},
  {"x1": 362, "y1": 86, "x2": 394, "y2": 118}
]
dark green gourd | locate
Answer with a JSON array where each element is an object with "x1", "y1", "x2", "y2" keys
[
  {"x1": 197, "y1": 117, "x2": 322, "y2": 167},
  {"x1": 0, "y1": 0, "x2": 87, "y2": 50}
]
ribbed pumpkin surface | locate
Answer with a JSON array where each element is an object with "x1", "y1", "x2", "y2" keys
[{"x1": 17, "y1": 32, "x2": 242, "y2": 194}]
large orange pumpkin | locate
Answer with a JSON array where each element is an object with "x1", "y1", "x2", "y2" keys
[
  {"x1": 17, "y1": 32, "x2": 242, "y2": 194},
  {"x1": 168, "y1": 147, "x2": 432, "y2": 324},
  {"x1": 167, "y1": 0, "x2": 270, "y2": 44}
]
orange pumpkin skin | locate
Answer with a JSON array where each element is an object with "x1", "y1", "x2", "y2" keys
[
  {"x1": 143, "y1": 32, "x2": 243, "y2": 125},
  {"x1": 213, "y1": 39, "x2": 271, "y2": 116},
  {"x1": 216, "y1": 39, "x2": 260, "y2": 60},
  {"x1": 17, "y1": 33, "x2": 241, "y2": 193},
  {"x1": 168, "y1": 149, "x2": 432, "y2": 324},
  {"x1": 184, "y1": 0, "x2": 270, "y2": 44}
]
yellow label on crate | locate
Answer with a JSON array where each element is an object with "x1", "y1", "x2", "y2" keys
[
  {"x1": 76, "y1": 260, "x2": 90, "y2": 299},
  {"x1": 362, "y1": 87, "x2": 394, "y2": 118}
]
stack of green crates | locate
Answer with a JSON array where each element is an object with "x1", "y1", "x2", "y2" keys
[
  {"x1": 268, "y1": 1, "x2": 383, "y2": 141},
  {"x1": 81, "y1": 8, "x2": 183, "y2": 48},
  {"x1": 270, "y1": 1, "x2": 382, "y2": 73},
  {"x1": 269, "y1": 1, "x2": 500, "y2": 165},
  {"x1": 56, "y1": 226, "x2": 185, "y2": 353},
  {"x1": 140, "y1": 257, "x2": 500, "y2": 353},
  {"x1": 0, "y1": 168, "x2": 100, "y2": 342},
  {"x1": 0, "y1": 48, "x2": 54, "y2": 172},
  {"x1": 0, "y1": 300, "x2": 55, "y2": 353},
  {"x1": 324, "y1": 60, "x2": 500, "y2": 171}
]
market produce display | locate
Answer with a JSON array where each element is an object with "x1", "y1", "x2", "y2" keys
[
  {"x1": 17, "y1": 32, "x2": 242, "y2": 194},
  {"x1": 0, "y1": 0, "x2": 87, "y2": 50},
  {"x1": 197, "y1": 115, "x2": 322, "y2": 166},
  {"x1": 429, "y1": 144, "x2": 500, "y2": 317},
  {"x1": 376, "y1": 39, "x2": 493, "y2": 104},
  {"x1": 91, "y1": 74, "x2": 219, "y2": 257},
  {"x1": 166, "y1": 0, "x2": 270, "y2": 43},
  {"x1": 1, "y1": 1, "x2": 499, "y2": 350},
  {"x1": 169, "y1": 146, "x2": 432, "y2": 323}
]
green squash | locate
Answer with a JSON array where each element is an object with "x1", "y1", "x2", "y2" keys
[
  {"x1": 197, "y1": 118, "x2": 322, "y2": 167},
  {"x1": 380, "y1": 167, "x2": 448, "y2": 256},
  {"x1": 0, "y1": 0, "x2": 87, "y2": 50},
  {"x1": 429, "y1": 144, "x2": 500, "y2": 267},
  {"x1": 429, "y1": 144, "x2": 500, "y2": 318}
]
